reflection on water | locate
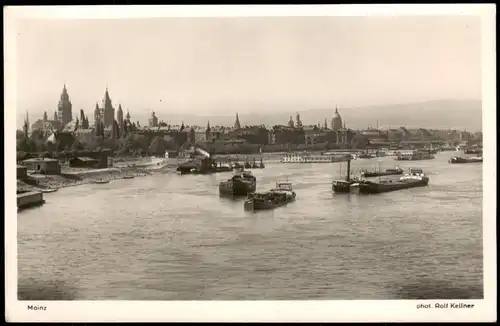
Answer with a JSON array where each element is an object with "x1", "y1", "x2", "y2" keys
[{"x1": 18, "y1": 154, "x2": 483, "y2": 300}]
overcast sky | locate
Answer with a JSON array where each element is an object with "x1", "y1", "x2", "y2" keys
[{"x1": 16, "y1": 15, "x2": 481, "y2": 125}]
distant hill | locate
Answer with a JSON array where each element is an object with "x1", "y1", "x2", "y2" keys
[{"x1": 143, "y1": 99, "x2": 483, "y2": 131}]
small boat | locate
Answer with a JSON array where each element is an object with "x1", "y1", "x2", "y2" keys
[
  {"x1": 352, "y1": 168, "x2": 430, "y2": 194},
  {"x1": 123, "y1": 175, "x2": 135, "y2": 179},
  {"x1": 244, "y1": 181, "x2": 296, "y2": 211},
  {"x1": 464, "y1": 148, "x2": 482, "y2": 155},
  {"x1": 360, "y1": 166, "x2": 404, "y2": 178},
  {"x1": 40, "y1": 188, "x2": 57, "y2": 193},
  {"x1": 219, "y1": 169, "x2": 257, "y2": 197},
  {"x1": 93, "y1": 179, "x2": 110, "y2": 184},
  {"x1": 449, "y1": 156, "x2": 483, "y2": 164}
]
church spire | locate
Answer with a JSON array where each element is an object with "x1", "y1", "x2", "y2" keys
[{"x1": 234, "y1": 113, "x2": 241, "y2": 129}]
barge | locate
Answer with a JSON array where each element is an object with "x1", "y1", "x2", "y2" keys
[
  {"x1": 350, "y1": 168, "x2": 429, "y2": 194},
  {"x1": 449, "y1": 156, "x2": 483, "y2": 164},
  {"x1": 17, "y1": 191, "x2": 45, "y2": 211},
  {"x1": 219, "y1": 169, "x2": 257, "y2": 197},
  {"x1": 244, "y1": 181, "x2": 296, "y2": 211}
]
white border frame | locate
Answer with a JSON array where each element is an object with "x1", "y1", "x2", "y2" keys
[{"x1": 4, "y1": 4, "x2": 497, "y2": 322}]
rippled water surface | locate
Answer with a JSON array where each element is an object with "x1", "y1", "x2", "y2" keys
[{"x1": 18, "y1": 153, "x2": 483, "y2": 300}]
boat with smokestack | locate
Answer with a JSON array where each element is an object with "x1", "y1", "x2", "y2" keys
[
  {"x1": 244, "y1": 181, "x2": 296, "y2": 211},
  {"x1": 350, "y1": 168, "x2": 430, "y2": 194},
  {"x1": 332, "y1": 158, "x2": 365, "y2": 193},
  {"x1": 176, "y1": 146, "x2": 232, "y2": 175},
  {"x1": 219, "y1": 169, "x2": 257, "y2": 197}
]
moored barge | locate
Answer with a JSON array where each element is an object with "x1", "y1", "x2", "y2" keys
[{"x1": 350, "y1": 168, "x2": 429, "y2": 194}]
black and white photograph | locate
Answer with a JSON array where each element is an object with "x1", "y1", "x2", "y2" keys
[{"x1": 4, "y1": 4, "x2": 496, "y2": 323}]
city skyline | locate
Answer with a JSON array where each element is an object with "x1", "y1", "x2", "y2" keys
[{"x1": 15, "y1": 15, "x2": 481, "y2": 127}]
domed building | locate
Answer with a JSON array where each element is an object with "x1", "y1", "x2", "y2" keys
[
  {"x1": 331, "y1": 107, "x2": 343, "y2": 130},
  {"x1": 327, "y1": 107, "x2": 350, "y2": 146}
]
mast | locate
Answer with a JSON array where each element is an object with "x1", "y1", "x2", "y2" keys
[{"x1": 346, "y1": 157, "x2": 351, "y2": 182}]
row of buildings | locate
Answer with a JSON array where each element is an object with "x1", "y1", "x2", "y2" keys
[{"x1": 22, "y1": 84, "x2": 482, "y2": 153}]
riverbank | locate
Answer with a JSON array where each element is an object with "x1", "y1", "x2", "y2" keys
[{"x1": 17, "y1": 165, "x2": 176, "y2": 193}]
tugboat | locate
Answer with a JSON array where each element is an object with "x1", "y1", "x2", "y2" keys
[
  {"x1": 351, "y1": 168, "x2": 429, "y2": 194},
  {"x1": 332, "y1": 158, "x2": 364, "y2": 193},
  {"x1": 219, "y1": 169, "x2": 257, "y2": 197},
  {"x1": 360, "y1": 166, "x2": 404, "y2": 178},
  {"x1": 449, "y1": 156, "x2": 483, "y2": 164},
  {"x1": 244, "y1": 181, "x2": 296, "y2": 211}
]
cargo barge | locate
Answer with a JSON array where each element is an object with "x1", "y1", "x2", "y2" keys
[{"x1": 350, "y1": 168, "x2": 429, "y2": 194}]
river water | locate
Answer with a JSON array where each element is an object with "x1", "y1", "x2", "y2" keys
[{"x1": 18, "y1": 152, "x2": 483, "y2": 300}]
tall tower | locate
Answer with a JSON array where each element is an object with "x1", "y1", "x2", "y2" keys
[
  {"x1": 102, "y1": 86, "x2": 115, "y2": 127},
  {"x1": 149, "y1": 111, "x2": 158, "y2": 128},
  {"x1": 57, "y1": 84, "x2": 73, "y2": 126},
  {"x1": 288, "y1": 116, "x2": 294, "y2": 128},
  {"x1": 94, "y1": 102, "x2": 101, "y2": 128},
  {"x1": 126, "y1": 109, "x2": 131, "y2": 122},
  {"x1": 24, "y1": 111, "x2": 30, "y2": 137},
  {"x1": 117, "y1": 104, "x2": 124, "y2": 132},
  {"x1": 295, "y1": 112, "x2": 302, "y2": 128},
  {"x1": 234, "y1": 113, "x2": 241, "y2": 129},
  {"x1": 43, "y1": 111, "x2": 48, "y2": 122}
]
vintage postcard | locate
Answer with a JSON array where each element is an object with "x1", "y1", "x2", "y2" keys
[{"x1": 4, "y1": 4, "x2": 496, "y2": 322}]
